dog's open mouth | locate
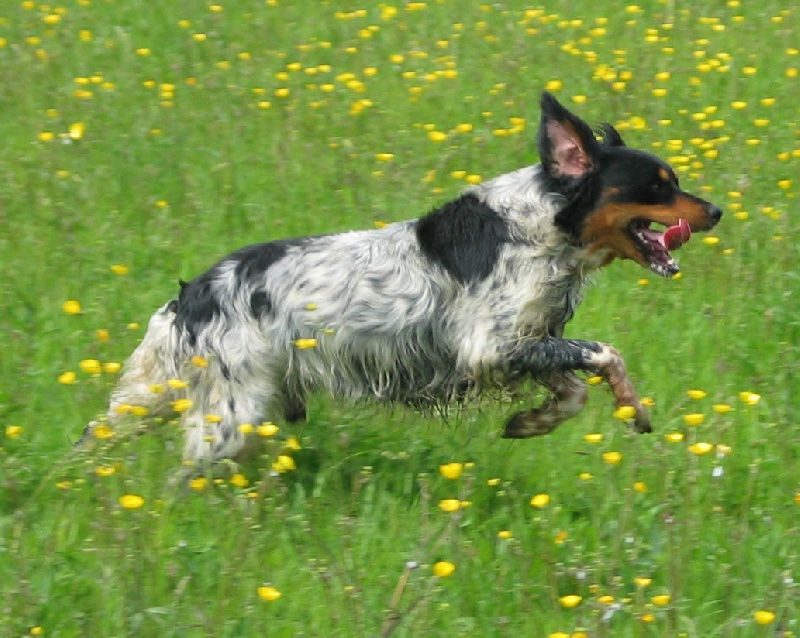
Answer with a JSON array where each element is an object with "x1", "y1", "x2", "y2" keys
[{"x1": 629, "y1": 218, "x2": 692, "y2": 277}]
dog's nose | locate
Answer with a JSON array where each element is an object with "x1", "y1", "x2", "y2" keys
[{"x1": 706, "y1": 204, "x2": 723, "y2": 223}]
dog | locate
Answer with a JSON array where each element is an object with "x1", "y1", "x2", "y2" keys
[{"x1": 82, "y1": 92, "x2": 721, "y2": 462}]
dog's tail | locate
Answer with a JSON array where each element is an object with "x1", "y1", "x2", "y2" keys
[{"x1": 77, "y1": 302, "x2": 180, "y2": 446}]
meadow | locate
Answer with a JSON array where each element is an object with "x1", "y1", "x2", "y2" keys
[{"x1": 1, "y1": 0, "x2": 798, "y2": 636}]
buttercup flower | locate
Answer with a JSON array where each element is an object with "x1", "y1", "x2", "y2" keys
[
  {"x1": 5, "y1": 425, "x2": 22, "y2": 439},
  {"x1": 688, "y1": 442, "x2": 714, "y2": 455},
  {"x1": 62, "y1": 300, "x2": 82, "y2": 314},
  {"x1": 433, "y1": 561, "x2": 456, "y2": 577},
  {"x1": 438, "y1": 499, "x2": 462, "y2": 513},
  {"x1": 684, "y1": 413, "x2": 705, "y2": 426},
  {"x1": 439, "y1": 462, "x2": 463, "y2": 479},
  {"x1": 119, "y1": 494, "x2": 144, "y2": 509},
  {"x1": 257, "y1": 422, "x2": 279, "y2": 437},
  {"x1": 272, "y1": 455, "x2": 296, "y2": 473},
  {"x1": 559, "y1": 594, "x2": 582, "y2": 608},
  {"x1": 530, "y1": 493, "x2": 550, "y2": 508},
  {"x1": 172, "y1": 399, "x2": 193, "y2": 413},
  {"x1": 257, "y1": 585, "x2": 282, "y2": 601},
  {"x1": 79, "y1": 359, "x2": 102, "y2": 375},
  {"x1": 613, "y1": 405, "x2": 636, "y2": 420},
  {"x1": 753, "y1": 610, "x2": 775, "y2": 625}
]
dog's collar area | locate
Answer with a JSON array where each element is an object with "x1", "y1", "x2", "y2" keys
[{"x1": 628, "y1": 218, "x2": 691, "y2": 278}]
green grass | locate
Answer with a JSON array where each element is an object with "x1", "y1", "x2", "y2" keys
[{"x1": 1, "y1": 0, "x2": 799, "y2": 636}]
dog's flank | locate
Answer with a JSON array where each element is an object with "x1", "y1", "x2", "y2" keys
[{"x1": 82, "y1": 92, "x2": 722, "y2": 462}]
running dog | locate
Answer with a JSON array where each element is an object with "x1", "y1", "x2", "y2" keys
[{"x1": 82, "y1": 92, "x2": 722, "y2": 461}]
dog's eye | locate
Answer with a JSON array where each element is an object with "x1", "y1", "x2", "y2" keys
[{"x1": 651, "y1": 181, "x2": 668, "y2": 193}]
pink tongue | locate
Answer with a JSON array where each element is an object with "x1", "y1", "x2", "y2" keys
[{"x1": 662, "y1": 219, "x2": 691, "y2": 250}]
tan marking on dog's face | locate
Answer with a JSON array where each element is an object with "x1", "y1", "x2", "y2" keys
[
  {"x1": 579, "y1": 195, "x2": 715, "y2": 269},
  {"x1": 658, "y1": 167, "x2": 671, "y2": 182}
]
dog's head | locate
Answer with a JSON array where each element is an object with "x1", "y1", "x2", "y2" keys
[{"x1": 537, "y1": 92, "x2": 722, "y2": 277}]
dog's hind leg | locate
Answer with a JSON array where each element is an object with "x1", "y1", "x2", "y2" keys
[
  {"x1": 78, "y1": 303, "x2": 179, "y2": 445},
  {"x1": 179, "y1": 363, "x2": 291, "y2": 464},
  {"x1": 503, "y1": 372, "x2": 587, "y2": 438}
]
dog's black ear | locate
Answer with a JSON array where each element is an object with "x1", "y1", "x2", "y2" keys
[
  {"x1": 537, "y1": 92, "x2": 600, "y2": 179},
  {"x1": 599, "y1": 122, "x2": 625, "y2": 147}
]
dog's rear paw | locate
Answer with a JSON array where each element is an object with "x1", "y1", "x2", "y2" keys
[
  {"x1": 74, "y1": 420, "x2": 100, "y2": 447},
  {"x1": 633, "y1": 410, "x2": 652, "y2": 433},
  {"x1": 502, "y1": 410, "x2": 560, "y2": 439}
]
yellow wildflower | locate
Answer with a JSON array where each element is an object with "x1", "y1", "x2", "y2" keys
[
  {"x1": 257, "y1": 422, "x2": 279, "y2": 437},
  {"x1": 119, "y1": 494, "x2": 144, "y2": 509},
  {"x1": 433, "y1": 561, "x2": 456, "y2": 577},
  {"x1": 439, "y1": 462, "x2": 463, "y2": 479},
  {"x1": 683, "y1": 413, "x2": 705, "y2": 426},
  {"x1": 93, "y1": 424, "x2": 114, "y2": 439},
  {"x1": 172, "y1": 398, "x2": 193, "y2": 413},
  {"x1": 438, "y1": 499, "x2": 462, "y2": 513},
  {"x1": 257, "y1": 585, "x2": 282, "y2": 601},
  {"x1": 58, "y1": 371, "x2": 77, "y2": 385},
  {"x1": 602, "y1": 451, "x2": 623, "y2": 465},
  {"x1": 68, "y1": 122, "x2": 85, "y2": 140},
  {"x1": 272, "y1": 455, "x2": 296, "y2": 473},
  {"x1": 613, "y1": 405, "x2": 636, "y2": 420},
  {"x1": 189, "y1": 477, "x2": 207, "y2": 491},
  {"x1": 62, "y1": 300, "x2": 82, "y2": 315},
  {"x1": 79, "y1": 359, "x2": 102, "y2": 375},
  {"x1": 559, "y1": 594, "x2": 582, "y2": 608},
  {"x1": 530, "y1": 493, "x2": 550, "y2": 508},
  {"x1": 739, "y1": 391, "x2": 761, "y2": 406},
  {"x1": 688, "y1": 442, "x2": 714, "y2": 455},
  {"x1": 753, "y1": 610, "x2": 775, "y2": 625}
]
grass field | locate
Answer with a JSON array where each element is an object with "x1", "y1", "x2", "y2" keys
[{"x1": 1, "y1": 0, "x2": 799, "y2": 636}]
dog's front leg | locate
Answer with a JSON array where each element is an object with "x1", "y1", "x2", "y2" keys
[{"x1": 502, "y1": 337, "x2": 651, "y2": 438}]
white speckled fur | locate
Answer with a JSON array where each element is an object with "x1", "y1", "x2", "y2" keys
[{"x1": 86, "y1": 163, "x2": 613, "y2": 461}]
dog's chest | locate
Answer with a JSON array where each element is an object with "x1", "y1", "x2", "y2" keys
[{"x1": 515, "y1": 264, "x2": 584, "y2": 337}]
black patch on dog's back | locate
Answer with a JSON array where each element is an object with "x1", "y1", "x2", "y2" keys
[
  {"x1": 415, "y1": 193, "x2": 510, "y2": 284},
  {"x1": 174, "y1": 272, "x2": 223, "y2": 345},
  {"x1": 232, "y1": 239, "x2": 304, "y2": 282}
]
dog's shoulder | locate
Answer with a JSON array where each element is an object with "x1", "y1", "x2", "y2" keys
[{"x1": 415, "y1": 191, "x2": 511, "y2": 285}]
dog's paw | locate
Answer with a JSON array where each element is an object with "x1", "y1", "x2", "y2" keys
[
  {"x1": 633, "y1": 409, "x2": 652, "y2": 434},
  {"x1": 502, "y1": 410, "x2": 560, "y2": 439}
]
